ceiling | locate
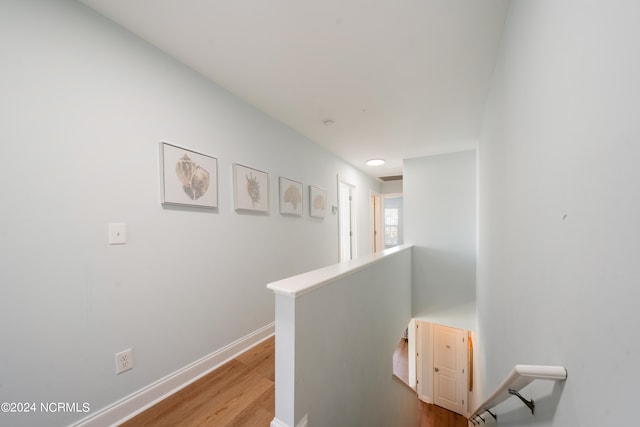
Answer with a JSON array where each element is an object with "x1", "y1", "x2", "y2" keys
[{"x1": 79, "y1": 0, "x2": 509, "y2": 179}]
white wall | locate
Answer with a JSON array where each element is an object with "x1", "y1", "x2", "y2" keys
[
  {"x1": 404, "y1": 151, "x2": 477, "y2": 330},
  {"x1": 477, "y1": 0, "x2": 640, "y2": 424},
  {"x1": 0, "y1": 1, "x2": 380, "y2": 425},
  {"x1": 382, "y1": 179, "x2": 403, "y2": 194},
  {"x1": 269, "y1": 246, "x2": 418, "y2": 427}
]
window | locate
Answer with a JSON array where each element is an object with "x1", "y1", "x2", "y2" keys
[
  {"x1": 384, "y1": 208, "x2": 399, "y2": 246},
  {"x1": 383, "y1": 195, "x2": 403, "y2": 248}
]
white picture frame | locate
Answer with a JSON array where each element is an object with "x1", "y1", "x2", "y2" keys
[
  {"x1": 309, "y1": 185, "x2": 327, "y2": 218},
  {"x1": 234, "y1": 163, "x2": 269, "y2": 212},
  {"x1": 279, "y1": 177, "x2": 303, "y2": 216},
  {"x1": 160, "y1": 142, "x2": 218, "y2": 208}
]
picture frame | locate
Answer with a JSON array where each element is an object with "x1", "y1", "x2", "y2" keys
[
  {"x1": 309, "y1": 185, "x2": 327, "y2": 218},
  {"x1": 160, "y1": 142, "x2": 218, "y2": 208},
  {"x1": 279, "y1": 177, "x2": 303, "y2": 216},
  {"x1": 234, "y1": 163, "x2": 269, "y2": 212}
]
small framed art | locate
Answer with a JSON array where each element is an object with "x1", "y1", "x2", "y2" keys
[
  {"x1": 160, "y1": 142, "x2": 218, "y2": 208},
  {"x1": 279, "y1": 177, "x2": 303, "y2": 216},
  {"x1": 234, "y1": 163, "x2": 269, "y2": 212},
  {"x1": 309, "y1": 185, "x2": 327, "y2": 218}
]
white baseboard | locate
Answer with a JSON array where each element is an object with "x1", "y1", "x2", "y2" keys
[
  {"x1": 72, "y1": 322, "x2": 275, "y2": 427},
  {"x1": 270, "y1": 412, "x2": 307, "y2": 427},
  {"x1": 418, "y1": 393, "x2": 433, "y2": 404},
  {"x1": 271, "y1": 417, "x2": 290, "y2": 427}
]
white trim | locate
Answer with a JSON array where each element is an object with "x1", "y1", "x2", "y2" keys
[
  {"x1": 269, "y1": 414, "x2": 306, "y2": 427},
  {"x1": 416, "y1": 320, "x2": 434, "y2": 404},
  {"x1": 71, "y1": 323, "x2": 275, "y2": 427},
  {"x1": 271, "y1": 417, "x2": 290, "y2": 427},
  {"x1": 418, "y1": 393, "x2": 433, "y2": 405},
  {"x1": 267, "y1": 244, "x2": 412, "y2": 297},
  {"x1": 408, "y1": 318, "x2": 417, "y2": 389},
  {"x1": 369, "y1": 190, "x2": 383, "y2": 253}
]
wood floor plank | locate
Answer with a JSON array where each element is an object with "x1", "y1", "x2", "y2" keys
[
  {"x1": 121, "y1": 338, "x2": 275, "y2": 427},
  {"x1": 121, "y1": 361, "x2": 249, "y2": 426},
  {"x1": 186, "y1": 376, "x2": 273, "y2": 427},
  {"x1": 220, "y1": 385, "x2": 274, "y2": 427},
  {"x1": 418, "y1": 401, "x2": 468, "y2": 427},
  {"x1": 235, "y1": 338, "x2": 275, "y2": 382}
]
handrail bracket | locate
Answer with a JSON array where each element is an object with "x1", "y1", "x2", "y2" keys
[
  {"x1": 486, "y1": 409, "x2": 497, "y2": 420},
  {"x1": 508, "y1": 389, "x2": 535, "y2": 414}
]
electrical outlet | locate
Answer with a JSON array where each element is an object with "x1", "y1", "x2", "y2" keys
[{"x1": 115, "y1": 349, "x2": 134, "y2": 374}]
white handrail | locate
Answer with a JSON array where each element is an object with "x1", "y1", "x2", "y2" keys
[{"x1": 469, "y1": 365, "x2": 567, "y2": 424}]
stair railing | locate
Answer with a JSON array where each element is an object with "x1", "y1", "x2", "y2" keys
[{"x1": 469, "y1": 365, "x2": 567, "y2": 424}]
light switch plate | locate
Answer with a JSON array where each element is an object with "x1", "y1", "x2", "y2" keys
[{"x1": 109, "y1": 223, "x2": 127, "y2": 244}]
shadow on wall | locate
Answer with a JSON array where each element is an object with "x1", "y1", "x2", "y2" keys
[{"x1": 411, "y1": 246, "x2": 476, "y2": 319}]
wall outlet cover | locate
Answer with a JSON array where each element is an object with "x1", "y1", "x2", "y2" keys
[{"x1": 115, "y1": 349, "x2": 134, "y2": 374}]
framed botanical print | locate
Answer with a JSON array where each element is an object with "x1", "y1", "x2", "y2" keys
[
  {"x1": 309, "y1": 185, "x2": 327, "y2": 218},
  {"x1": 279, "y1": 177, "x2": 303, "y2": 216},
  {"x1": 160, "y1": 142, "x2": 218, "y2": 208},
  {"x1": 234, "y1": 163, "x2": 269, "y2": 212}
]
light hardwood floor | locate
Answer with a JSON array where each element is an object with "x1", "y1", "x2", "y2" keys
[
  {"x1": 393, "y1": 338, "x2": 468, "y2": 427},
  {"x1": 121, "y1": 336, "x2": 467, "y2": 426},
  {"x1": 121, "y1": 337, "x2": 275, "y2": 427},
  {"x1": 418, "y1": 402, "x2": 469, "y2": 427}
]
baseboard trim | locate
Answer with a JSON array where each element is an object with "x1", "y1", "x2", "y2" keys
[
  {"x1": 271, "y1": 417, "x2": 290, "y2": 427},
  {"x1": 418, "y1": 393, "x2": 433, "y2": 404},
  {"x1": 270, "y1": 413, "x2": 307, "y2": 427},
  {"x1": 72, "y1": 322, "x2": 275, "y2": 427}
]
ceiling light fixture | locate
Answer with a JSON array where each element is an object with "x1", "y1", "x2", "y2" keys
[
  {"x1": 323, "y1": 119, "x2": 334, "y2": 127},
  {"x1": 366, "y1": 159, "x2": 385, "y2": 166}
]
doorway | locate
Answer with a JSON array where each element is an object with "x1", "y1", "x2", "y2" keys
[{"x1": 414, "y1": 321, "x2": 472, "y2": 417}]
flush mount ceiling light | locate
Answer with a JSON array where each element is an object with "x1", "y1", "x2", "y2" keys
[{"x1": 366, "y1": 159, "x2": 385, "y2": 166}]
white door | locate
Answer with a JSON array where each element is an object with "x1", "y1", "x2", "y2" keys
[{"x1": 433, "y1": 324, "x2": 467, "y2": 415}]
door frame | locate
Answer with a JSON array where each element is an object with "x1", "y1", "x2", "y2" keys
[
  {"x1": 370, "y1": 191, "x2": 383, "y2": 253},
  {"x1": 416, "y1": 321, "x2": 469, "y2": 416},
  {"x1": 416, "y1": 320, "x2": 434, "y2": 403},
  {"x1": 338, "y1": 177, "x2": 356, "y2": 262}
]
